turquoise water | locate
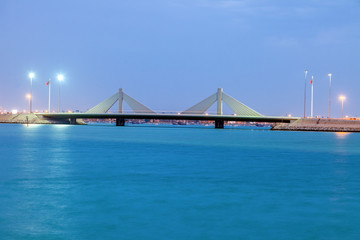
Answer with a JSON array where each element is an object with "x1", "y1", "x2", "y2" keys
[{"x1": 1, "y1": 124, "x2": 360, "y2": 240}]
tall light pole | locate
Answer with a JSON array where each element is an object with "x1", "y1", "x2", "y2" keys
[
  {"x1": 47, "y1": 78, "x2": 51, "y2": 113},
  {"x1": 57, "y1": 74, "x2": 64, "y2": 112},
  {"x1": 328, "y1": 73, "x2": 332, "y2": 118},
  {"x1": 29, "y1": 72, "x2": 35, "y2": 113},
  {"x1": 304, "y1": 70, "x2": 308, "y2": 118},
  {"x1": 339, "y1": 95, "x2": 346, "y2": 119},
  {"x1": 26, "y1": 94, "x2": 31, "y2": 113}
]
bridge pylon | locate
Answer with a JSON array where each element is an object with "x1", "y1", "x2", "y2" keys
[
  {"x1": 119, "y1": 88, "x2": 124, "y2": 113},
  {"x1": 182, "y1": 88, "x2": 262, "y2": 117},
  {"x1": 86, "y1": 88, "x2": 155, "y2": 114},
  {"x1": 217, "y1": 88, "x2": 223, "y2": 115}
]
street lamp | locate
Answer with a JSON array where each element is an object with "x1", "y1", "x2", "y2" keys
[
  {"x1": 26, "y1": 94, "x2": 31, "y2": 113},
  {"x1": 57, "y1": 74, "x2": 64, "y2": 112},
  {"x1": 339, "y1": 95, "x2": 346, "y2": 119},
  {"x1": 328, "y1": 73, "x2": 332, "y2": 118},
  {"x1": 28, "y1": 72, "x2": 35, "y2": 113}
]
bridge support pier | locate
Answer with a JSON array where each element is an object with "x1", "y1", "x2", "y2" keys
[
  {"x1": 215, "y1": 119, "x2": 224, "y2": 129},
  {"x1": 70, "y1": 118, "x2": 77, "y2": 124},
  {"x1": 116, "y1": 118, "x2": 125, "y2": 126}
]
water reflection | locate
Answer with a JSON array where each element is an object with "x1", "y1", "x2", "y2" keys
[
  {"x1": 23, "y1": 124, "x2": 42, "y2": 129},
  {"x1": 15, "y1": 124, "x2": 73, "y2": 237},
  {"x1": 53, "y1": 124, "x2": 70, "y2": 129},
  {"x1": 2, "y1": 124, "x2": 360, "y2": 239},
  {"x1": 335, "y1": 132, "x2": 351, "y2": 139}
]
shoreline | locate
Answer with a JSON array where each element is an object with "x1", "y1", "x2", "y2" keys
[
  {"x1": 1, "y1": 114, "x2": 360, "y2": 132},
  {"x1": 272, "y1": 118, "x2": 360, "y2": 132}
]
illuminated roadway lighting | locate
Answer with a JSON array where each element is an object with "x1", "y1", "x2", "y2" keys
[
  {"x1": 57, "y1": 74, "x2": 64, "y2": 81},
  {"x1": 339, "y1": 95, "x2": 346, "y2": 119},
  {"x1": 29, "y1": 72, "x2": 35, "y2": 79}
]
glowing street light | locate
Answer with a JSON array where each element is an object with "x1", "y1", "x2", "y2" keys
[
  {"x1": 328, "y1": 73, "x2": 332, "y2": 118},
  {"x1": 57, "y1": 74, "x2": 64, "y2": 81},
  {"x1": 28, "y1": 72, "x2": 35, "y2": 113},
  {"x1": 339, "y1": 95, "x2": 346, "y2": 119},
  {"x1": 57, "y1": 74, "x2": 64, "y2": 112}
]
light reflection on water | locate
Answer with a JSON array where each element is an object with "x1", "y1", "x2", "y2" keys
[
  {"x1": 335, "y1": 132, "x2": 351, "y2": 139},
  {"x1": 23, "y1": 124, "x2": 42, "y2": 129},
  {"x1": 53, "y1": 124, "x2": 71, "y2": 129}
]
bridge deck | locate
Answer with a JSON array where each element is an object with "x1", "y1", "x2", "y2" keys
[{"x1": 39, "y1": 113, "x2": 298, "y2": 123}]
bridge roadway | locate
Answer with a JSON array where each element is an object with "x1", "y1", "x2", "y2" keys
[{"x1": 39, "y1": 113, "x2": 299, "y2": 128}]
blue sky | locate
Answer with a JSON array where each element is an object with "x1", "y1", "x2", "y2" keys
[{"x1": 0, "y1": 0, "x2": 359, "y2": 117}]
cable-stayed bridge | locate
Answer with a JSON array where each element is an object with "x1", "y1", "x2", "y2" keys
[{"x1": 40, "y1": 88, "x2": 298, "y2": 128}]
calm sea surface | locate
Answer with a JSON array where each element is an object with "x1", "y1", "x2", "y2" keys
[{"x1": 0, "y1": 124, "x2": 360, "y2": 240}]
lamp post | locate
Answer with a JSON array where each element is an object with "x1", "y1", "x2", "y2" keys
[
  {"x1": 57, "y1": 74, "x2": 64, "y2": 112},
  {"x1": 29, "y1": 72, "x2": 35, "y2": 113},
  {"x1": 26, "y1": 94, "x2": 31, "y2": 113},
  {"x1": 339, "y1": 95, "x2": 346, "y2": 119},
  {"x1": 304, "y1": 70, "x2": 308, "y2": 118},
  {"x1": 328, "y1": 73, "x2": 332, "y2": 118},
  {"x1": 47, "y1": 78, "x2": 51, "y2": 113}
]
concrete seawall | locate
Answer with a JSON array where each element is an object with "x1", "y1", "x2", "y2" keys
[
  {"x1": 1, "y1": 114, "x2": 359, "y2": 132},
  {"x1": 0, "y1": 114, "x2": 86, "y2": 125},
  {"x1": 272, "y1": 118, "x2": 360, "y2": 132}
]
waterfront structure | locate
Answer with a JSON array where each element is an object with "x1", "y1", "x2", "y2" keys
[
  {"x1": 41, "y1": 88, "x2": 296, "y2": 128},
  {"x1": 3, "y1": 87, "x2": 358, "y2": 131}
]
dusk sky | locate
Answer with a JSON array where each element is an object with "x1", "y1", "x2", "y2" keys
[{"x1": 0, "y1": 0, "x2": 359, "y2": 117}]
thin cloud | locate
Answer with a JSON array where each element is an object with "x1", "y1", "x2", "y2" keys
[
  {"x1": 312, "y1": 25, "x2": 360, "y2": 45},
  {"x1": 190, "y1": 0, "x2": 357, "y2": 17}
]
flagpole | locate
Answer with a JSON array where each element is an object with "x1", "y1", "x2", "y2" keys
[
  {"x1": 304, "y1": 70, "x2": 308, "y2": 118},
  {"x1": 328, "y1": 73, "x2": 332, "y2": 119},
  {"x1": 311, "y1": 76, "x2": 314, "y2": 118},
  {"x1": 48, "y1": 78, "x2": 51, "y2": 113}
]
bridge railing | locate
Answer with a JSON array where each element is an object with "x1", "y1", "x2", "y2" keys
[{"x1": 104, "y1": 110, "x2": 232, "y2": 115}]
